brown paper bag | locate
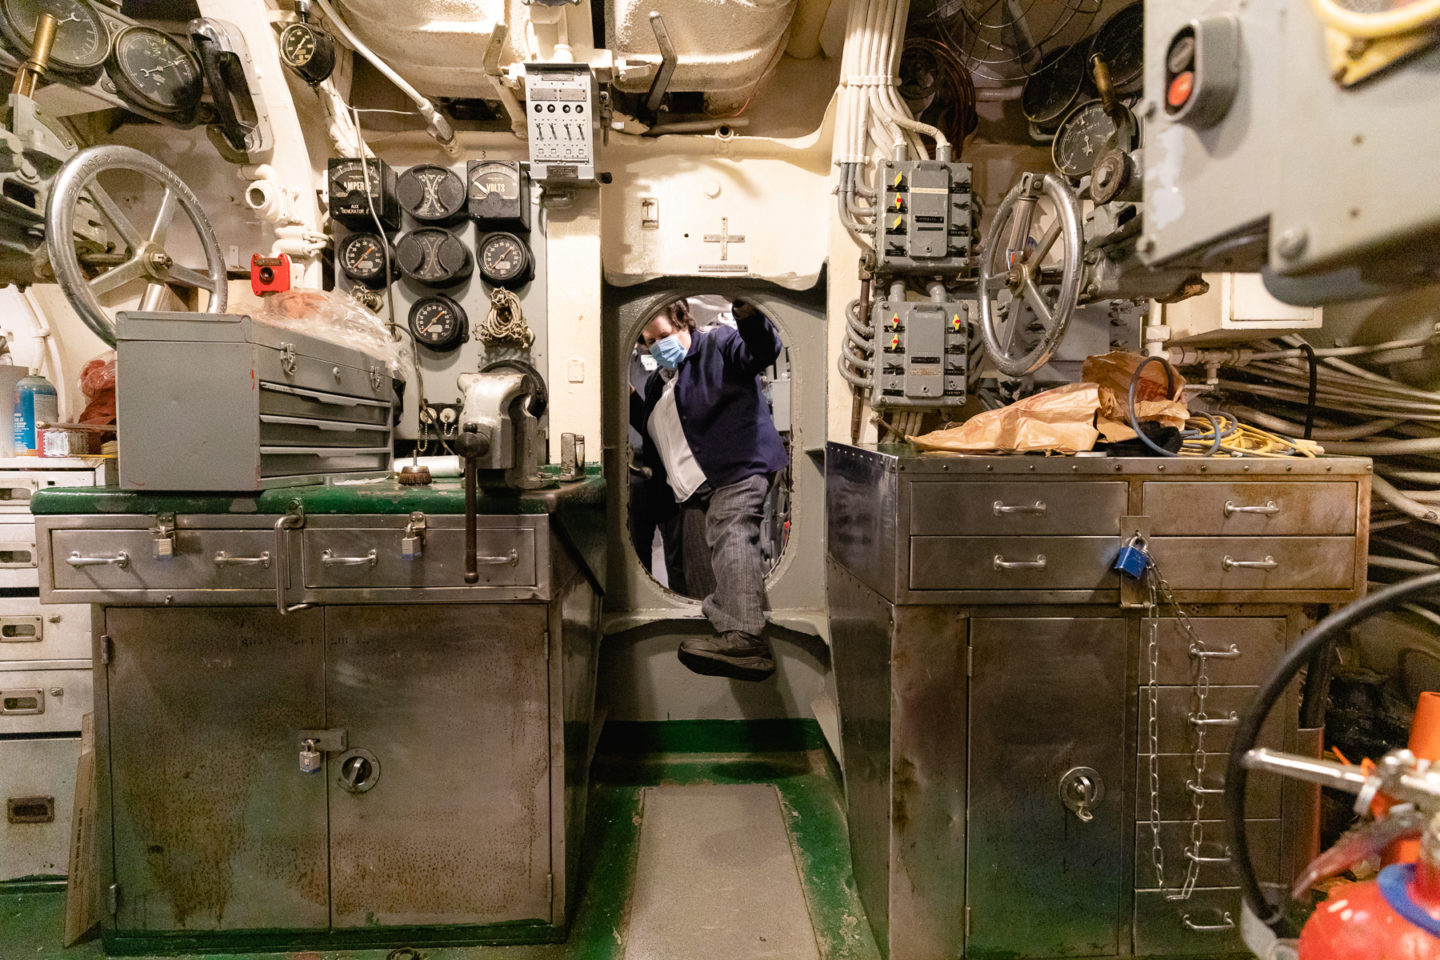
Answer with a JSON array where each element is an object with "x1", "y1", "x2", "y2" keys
[
  {"x1": 909, "y1": 382, "x2": 1102, "y2": 454},
  {"x1": 1083, "y1": 352, "x2": 1190, "y2": 442}
]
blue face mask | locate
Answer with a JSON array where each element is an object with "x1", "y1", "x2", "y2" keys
[{"x1": 651, "y1": 334, "x2": 687, "y2": 371}]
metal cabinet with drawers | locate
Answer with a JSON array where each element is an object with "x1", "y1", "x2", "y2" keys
[
  {"x1": 0, "y1": 457, "x2": 105, "y2": 884},
  {"x1": 29, "y1": 476, "x2": 605, "y2": 951},
  {"x1": 826, "y1": 445, "x2": 1371, "y2": 960}
]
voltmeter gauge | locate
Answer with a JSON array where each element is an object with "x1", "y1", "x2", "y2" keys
[
  {"x1": 408, "y1": 295, "x2": 467, "y2": 351},
  {"x1": 478, "y1": 231, "x2": 533, "y2": 288},
  {"x1": 279, "y1": 21, "x2": 335, "y2": 85},
  {"x1": 338, "y1": 232, "x2": 393, "y2": 287},
  {"x1": 106, "y1": 26, "x2": 203, "y2": 119},
  {"x1": 0, "y1": 0, "x2": 108, "y2": 74},
  {"x1": 396, "y1": 164, "x2": 466, "y2": 224},
  {"x1": 1051, "y1": 100, "x2": 1136, "y2": 180},
  {"x1": 396, "y1": 227, "x2": 472, "y2": 286},
  {"x1": 467, "y1": 159, "x2": 530, "y2": 230},
  {"x1": 328, "y1": 157, "x2": 399, "y2": 229},
  {"x1": 1089, "y1": 2, "x2": 1144, "y2": 97}
]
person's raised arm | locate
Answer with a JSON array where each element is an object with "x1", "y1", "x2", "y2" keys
[{"x1": 720, "y1": 299, "x2": 781, "y2": 375}]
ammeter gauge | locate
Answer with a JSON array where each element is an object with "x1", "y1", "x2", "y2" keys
[
  {"x1": 478, "y1": 231, "x2": 533, "y2": 289},
  {"x1": 408, "y1": 295, "x2": 467, "y2": 350},
  {"x1": 106, "y1": 26, "x2": 203, "y2": 119},
  {"x1": 396, "y1": 227, "x2": 472, "y2": 287},
  {"x1": 328, "y1": 157, "x2": 399, "y2": 230},
  {"x1": 396, "y1": 164, "x2": 466, "y2": 224}
]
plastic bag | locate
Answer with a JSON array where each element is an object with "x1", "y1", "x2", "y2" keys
[
  {"x1": 909, "y1": 382, "x2": 1103, "y2": 454},
  {"x1": 256, "y1": 289, "x2": 410, "y2": 381}
]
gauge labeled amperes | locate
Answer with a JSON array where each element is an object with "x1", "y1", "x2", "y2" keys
[
  {"x1": 106, "y1": 26, "x2": 203, "y2": 119},
  {"x1": 478, "y1": 231, "x2": 533, "y2": 288},
  {"x1": 396, "y1": 227, "x2": 472, "y2": 287},
  {"x1": 467, "y1": 159, "x2": 530, "y2": 231},
  {"x1": 0, "y1": 0, "x2": 108, "y2": 74},
  {"x1": 396, "y1": 164, "x2": 466, "y2": 224},
  {"x1": 328, "y1": 157, "x2": 399, "y2": 230},
  {"x1": 1051, "y1": 100, "x2": 1136, "y2": 180},
  {"x1": 338, "y1": 231, "x2": 394, "y2": 287},
  {"x1": 408, "y1": 295, "x2": 468, "y2": 351},
  {"x1": 278, "y1": 21, "x2": 335, "y2": 85}
]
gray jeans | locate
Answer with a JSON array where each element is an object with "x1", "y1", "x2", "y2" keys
[{"x1": 681, "y1": 473, "x2": 771, "y2": 638}]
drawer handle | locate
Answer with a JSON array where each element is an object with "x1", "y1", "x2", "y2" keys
[
  {"x1": 1222, "y1": 555, "x2": 1278, "y2": 571},
  {"x1": 213, "y1": 550, "x2": 272, "y2": 569},
  {"x1": 321, "y1": 549, "x2": 378, "y2": 567},
  {"x1": 67, "y1": 551, "x2": 130, "y2": 569},
  {"x1": 1189, "y1": 643, "x2": 1242, "y2": 660},
  {"x1": 1182, "y1": 912, "x2": 1235, "y2": 933},
  {"x1": 477, "y1": 548, "x2": 520, "y2": 568},
  {"x1": 1185, "y1": 846, "x2": 1233, "y2": 865},
  {"x1": 1189, "y1": 711, "x2": 1241, "y2": 729},
  {"x1": 993, "y1": 554, "x2": 1046, "y2": 571},
  {"x1": 1224, "y1": 499, "x2": 1280, "y2": 517},
  {"x1": 993, "y1": 500, "x2": 1046, "y2": 516},
  {"x1": 1186, "y1": 778, "x2": 1225, "y2": 797}
]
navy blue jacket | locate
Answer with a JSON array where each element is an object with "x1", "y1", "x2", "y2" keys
[{"x1": 630, "y1": 313, "x2": 788, "y2": 495}]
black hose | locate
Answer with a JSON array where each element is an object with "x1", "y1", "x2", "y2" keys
[
  {"x1": 1225, "y1": 570, "x2": 1440, "y2": 931},
  {"x1": 1299, "y1": 341, "x2": 1318, "y2": 441},
  {"x1": 1127, "y1": 356, "x2": 1180, "y2": 457}
]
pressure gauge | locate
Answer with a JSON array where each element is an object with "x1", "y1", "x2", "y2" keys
[
  {"x1": 0, "y1": 0, "x2": 108, "y2": 74},
  {"x1": 467, "y1": 159, "x2": 531, "y2": 231},
  {"x1": 106, "y1": 26, "x2": 203, "y2": 119},
  {"x1": 328, "y1": 157, "x2": 399, "y2": 230},
  {"x1": 1052, "y1": 100, "x2": 1136, "y2": 180},
  {"x1": 338, "y1": 231, "x2": 393, "y2": 287},
  {"x1": 1021, "y1": 44, "x2": 1088, "y2": 133},
  {"x1": 408, "y1": 296, "x2": 468, "y2": 351},
  {"x1": 278, "y1": 21, "x2": 334, "y2": 85},
  {"x1": 478, "y1": 231, "x2": 533, "y2": 289},
  {"x1": 1089, "y1": 2, "x2": 1144, "y2": 97},
  {"x1": 396, "y1": 164, "x2": 466, "y2": 224},
  {"x1": 396, "y1": 227, "x2": 472, "y2": 287}
]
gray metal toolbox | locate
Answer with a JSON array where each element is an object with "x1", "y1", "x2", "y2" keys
[{"x1": 116, "y1": 312, "x2": 399, "y2": 491}]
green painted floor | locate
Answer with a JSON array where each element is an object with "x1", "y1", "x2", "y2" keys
[{"x1": 0, "y1": 745, "x2": 878, "y2": 960}]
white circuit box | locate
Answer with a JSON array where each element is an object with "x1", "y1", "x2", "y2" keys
[
  {"x1": 1164, "y1": 273, "x2": 1323, "y2": 345},
  {"x1": 525, "y1": 64, "x2": 596, "y2": 183}
]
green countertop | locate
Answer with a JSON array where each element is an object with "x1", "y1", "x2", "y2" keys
[{"x1": 30, "y1": 465, "x2": 606, "y2": 517}]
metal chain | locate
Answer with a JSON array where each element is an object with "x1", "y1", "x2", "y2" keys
[{"x1": 1142, "y1": 543, "x2": 1213, "y2": 903}]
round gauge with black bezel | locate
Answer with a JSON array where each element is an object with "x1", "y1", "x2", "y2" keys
[
  {"x1": 279, "y1": 21, "x2": 334, "y2": 85},
  {"x1": 0, "y1": 0, "x2": 108, "y2": 74},
  {"x1": 1089, "y1": 1, "x2": 1144, "y2": 97},
  {"x1": 408, "y1": 295, "x2": 467, "y2": 351},
  {"x1": 478, "y1": 231, "x2": 533, "y2": 289},
  {"x1": 1052, "y1": 99, "x2": 1136, "y2": 180},
  {"x1": 396, "y1": 164, "x2": 466, "y2": 224},
  {"x1": 338, "y1": 231, "x2": 394, "y2": 287},
  {"x1": 395, "y1": 227, "x2": 472, "y2": 287},
  {"x1": 1021, "y1": 43, "x2": 1088, "y2": 133},
  {"x1": 106, "y1": 25, "x2": 202, "y2": 118}
]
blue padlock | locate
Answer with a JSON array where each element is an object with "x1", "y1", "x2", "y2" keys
[{"x1": 1114, "y1": 535, "x2": 1151, "y2": 580}]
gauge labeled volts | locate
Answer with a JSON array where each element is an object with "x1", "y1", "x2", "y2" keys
[
  {"x1": 408, "y1": 295, "x2": 467, "y2": 351},
  {"x1": 328, "y1": 157, "x2": 399, "y2": 229},
  {"x1": 106, "y1": 26, "x2": 202, "y2": 118},
  {"x1": 1051, "y1": 100, "x2": 1135, "y2": 179},
  {"x1": 396, "y1": 164, "x2": 466, "y2": 224},
  {"x1": 0, "y1": 0, "x2": 108, "y2": 74},
  {"x1": 279, "y1": 21, "x2": 335, "y2": 85},
  {"x1": 338, "y1": 232, "x2": 393, "y2": 287},
  {"x1": 395, "y1": 227, "x2": 472, "y2": 286},
  {"x1": 467, "y1": 159, "x2": 530, "y2": 230},
  {"x1": 478, "y1": 231, "x2": 533, "y2": 288}
]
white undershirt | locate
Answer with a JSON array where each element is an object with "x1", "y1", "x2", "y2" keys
[{"x1": 647, "y1": 374, "x2": 707, "y2": 502}]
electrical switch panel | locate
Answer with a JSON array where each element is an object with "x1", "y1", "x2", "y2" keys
[
  {"x1": 525, "y1": 64, "x2": 596, "y2": 182},
  {"x1": 871, "y1": 298, "x2": 972, "y2": 409},
  {"x1": 873, "y1": 160, "x2": 975, "y2": 275}
]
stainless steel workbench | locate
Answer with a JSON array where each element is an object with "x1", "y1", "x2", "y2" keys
[
  {"x1": 29, "y1": 475, "x2": 605, "y2": 952},
  {"x1": 826, "y1": 444, "x2": 1371, "y2": 960}
]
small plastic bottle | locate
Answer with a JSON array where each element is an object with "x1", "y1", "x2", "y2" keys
[{"x1": 13, "y1": 372, "x2": 58, "y2": 456}]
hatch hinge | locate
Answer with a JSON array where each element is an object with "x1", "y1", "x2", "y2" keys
[
  {"x1": 107, "y1": 883, "x2": 120, "y2": 915},
  {"x1": 965, "y1": 904, "x2": 971, "y2": 939},
  {"x1": 546, "y1": 872, "x2": 553, "y2": 905},
  {"x1": 965, "y1": 645, "x2": 973, "y2": 677},
  {"x1": 544, "y1": 630, "x2": 551, "y2": 661},
  {"x1": 99, "y1": 635, "x2": 113, "y2": 665}
]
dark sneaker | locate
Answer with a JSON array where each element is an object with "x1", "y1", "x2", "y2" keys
[{"x1": 677, "y1": 631, "x2": 775, "y2": 682}]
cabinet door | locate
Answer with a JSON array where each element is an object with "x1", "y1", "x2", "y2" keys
[
  {"x1": 326, "y1": 604, "x2": 551, "y2": 928},
  {"x1": 105, "y1": 607, "x2": 329, "y2": 932},
  {"x1": 967, "y1": 618, "x2": 1127, "y2": 958}
]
